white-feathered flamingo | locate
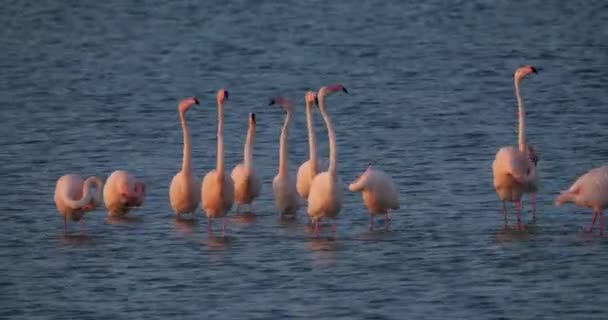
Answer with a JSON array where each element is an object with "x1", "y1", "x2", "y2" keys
[
  {"x1": 555, "y1": 165, "x2": 608, "y2": 236},
  {"x1": 348, "y1": 162, "x2": 399, "y2": 231},
  {"x1": 297, "y1": 91, "x2": 327, "y2": 200},
  {"x1": 103, "y1": 170, "x2": 146, "y2": 217},
  {"x1": 54, "y1": 174, "x2": 104, "y2": 232},
  {"x1": 307, "y1": 84, "x2": 348, "y2": 235},
  {"x1": 202, "y1": 89, "x2": 234, "y2": 236},
  {"x1": 270, "y1": 96, "x2": 300, "y2": 217},
  {"x1": 169, "y1": 97, "x2": 201, "y2": 217},
  {"x1": 492, "y1": 65, "x2": 539, "y2": 230},
  {"x1": 231, "y1": 113, "x2": 261, "y2": 213}
]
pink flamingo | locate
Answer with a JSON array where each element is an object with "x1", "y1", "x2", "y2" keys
[
  {"x1": 54, "y1": 174, "x2": 104, "y2": 232},
  {"x1": 231, "y1": 113, "x2": 261, "y2": 213},
  {"x1": 555, "y1": 165, "x2": 608, "y2": 236},
  {"x1": 348, "y1": 162, "x2": 400, "y2": 231},
  {"x1": 103, "y1": 170, "x2": 146, "y2": 217},
  {"x1": 201, "y1": 89, "x2": 234, "y2": 236},
  {"x1": 492, "y1": 65, "x2": 539, "y2": 230},
  {"x1": 307, "y1": 84, "x2": 348, "y2": 236},
  {"x1": 296, "y1": 91, "x2": 327, "y2": 200},
  {"x1": 169, "y1": 97, "x2": 201, "y2": 217}
]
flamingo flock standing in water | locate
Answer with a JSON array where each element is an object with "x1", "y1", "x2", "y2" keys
[{"x1": 54, "y1": 68, "x2": 605, "y2": 237}]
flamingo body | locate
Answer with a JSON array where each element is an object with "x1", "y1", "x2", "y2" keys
[
  {"x1": 231, "y1": 113, "x2": 261, "y2": 210},
  {"x1": 307, "y1": 172, "x2": 343, "y2": 220},
  {"x1": 54, "y1": 174, "x2": 103, "y2": 224},
  {"x1": 202, "y1": 170, "x2": 234, "y2": 218},
  {"x1": 555, "y1": 165, "x2": 608, "y2": 211},
  {"x1": 349, "y1": 166, "x2": 399, "y2": 215},
  {"x1": 103, "y1": 170, "x2": 146, "y2": 216},
  {"x1": 273, "y1": 173, "x2": 299, "y2": 216},
  {"x1": 296, "y1": 159, "x2": 327, "y2": 199}
]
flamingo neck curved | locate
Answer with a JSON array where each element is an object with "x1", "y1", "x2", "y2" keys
[
  {"x1": 305, "y1": 101, "x2": 318, "y2": 173},
  {"x1": 63, "y1": 176, "x2": 102, "y2": 210},
  {"x1": 244, "y1": 121, "x2": 255, "y2": 169},
  {"x1": 278, "y1": 111, "x2": 292, "y2": 178},
  {"x1": 515, "y1": 78, "x2": 526, "y2": 152},
  {"x1": 216, "y1": 102, "x2": 225, "y2": 183},
  {"x1": 318, "y1": 94, "x2": 338, "y2": 179},
  {"x1": 179, "y1": 110, "x2": 192, "y2": 173}
]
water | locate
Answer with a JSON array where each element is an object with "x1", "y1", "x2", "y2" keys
[{"x1": 2, "y1": 0, "x2": 608, "y2": 319}]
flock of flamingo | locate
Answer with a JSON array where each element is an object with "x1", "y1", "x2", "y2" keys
[{"x1": 55, "y1": 68, "x2": 608, "y2": 237}]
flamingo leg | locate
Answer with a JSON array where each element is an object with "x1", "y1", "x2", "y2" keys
[
  {"x1": 502, "y1": 201, "x2": 508, "y2": 228},
  {"x1": 314, "y1": 220, "x2": 320, "y2": 237},
  {"x1": 586, "y1": 211, "x2": 598, "y2": 233},
  {"x1": 236, "y1": 204, "x2": 241, "y2": 214},
  {"x1": 64, "y1": 216, "x2": 67, "y2": 232},
  {"x1": 221, "y1": 217, "x2": 226, "y2": 237},
  {"x1": 531, "y1": 193, "x2": 537, "y2": 223},
  {"x1": 600, "y1": 211, "x2": 604, "y2": 236},
  {"x1": 207, "y1": 217, "x2": 212, "y2": 235},
  {"x1": 369, "y1": 215, "x2": 374, "y2": 231},
  {"x1": 79, "y1": 220, "x2": 84, "y2": 235},
  {"x1": 515, "y1": 200, "x2": 522, "y2": 230},
  {"x1": 384, "y1": 212, "x2": 390, "y2": 231},
  {"x1": 330, "y1": 220, "x2": 336, "y2": 236}
]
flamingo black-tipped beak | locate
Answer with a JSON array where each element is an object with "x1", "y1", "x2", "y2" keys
[
  {"x1": 531, "y1": 66, "x2": 538, "y2": 74},
  {"x1": 314, "y1": 97, "x2": 319, "y2": 105},
  {"x1": 269, "y1": 99, "x2": 275, "y2": 106},
  {"x1": 342, "y1": 87, "x2": 349, "y2": 94},
  {"x1": 224, "y1": 90, "x2": 229, "y2": 99},
  {"x1": 193, "y1": 97, "x2": 200, "y2": 104},
  {"x1": 251, "y1": 113, "x2": 256, "y2": 124}
]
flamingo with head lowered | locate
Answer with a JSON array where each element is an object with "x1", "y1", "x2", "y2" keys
[
  {"x1": 270, "y1": 96, "x2": 300, "y2": 218},
  {"x1": 297, "y1": 91, "x2": 327, "y2": 200},
  {"x1": 202, "y1": 89, "x2": 234, "y2": 236},
  {"x1": 169, "y1": 97, "x2": 201, "y2": 217},
  {"x1": 555, "y1": 165, "x2": 608, "y2": 236},
  {"x1": 54, "y1": 174, "x2": 104, "y2": 232},
  {"x1": 349, "y1": 161, "x2": 399, "y2": 231},
  {"x1": 231, "y1": 113, "x2": 261, "y2": 213},
  {"x1": 103, "y1": 170, "x2": 146, "y2": 217},
  {"x1": 492, "y1": 65, "x2": 539, "y2": 230},
  {"x1": 307, "y1": 84, "x2": 348, "y2": 236}
]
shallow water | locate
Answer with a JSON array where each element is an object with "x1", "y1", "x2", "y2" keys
[{"x1": 2, "y1": 0, "x2": 608, "y2": 319}]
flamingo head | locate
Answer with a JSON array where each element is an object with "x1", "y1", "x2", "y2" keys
[
  {"x1": 269, "y1": 96, "x2": 295, "y2": 113},
  {"x1": 217, "y1": 89, "x2": 229, "y2": 105},
  {"x1": 305, "y1": 91, "x2": 317, "y2": 106},
  {"x1": 249, "y1": 113, "x2": 256, "y2": 126},
  {"x1": 131, "y1": 181, "x2": 146, "y2": 207},
  {"x1": 319, "y1": 83, "x2": 348, "y2": 99},
  {"x1": 515, "y1": 65, "x2": 538, "y2": 83},
  {"x1": 526, "y1": 145, "x2": 539, "y2": 166},
  {"x1": 179, "y1": 97, "x2": 199, "y2": 113}
]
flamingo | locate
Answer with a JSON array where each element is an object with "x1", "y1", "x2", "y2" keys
[
  {"x1": 492, "y1": 65, "x2": 539, "y2": 230},
  {"x1": 169, "y1": 97, "x2": 201, "y2": 217},
  {"x1": 202, "y1": 89, "x2": 234, "y2": 235},
  {"x1": 231, "y1": 113, "x2": 261, "y2": 213},
  {"x1": 307, "y1": 84, "x2": 348, "y2": 235},
  {"x1": 296, "y1": 91, "x2": 327, "y2": 200},
  {"x1": 555, "y1": 165, "x2": 608, "y2": 236},
  {"x1": 54, "y1": 174, "x2": 104, "y2": 232},
  {"x1": 103, "y1": 170, "x2": 146, "y2": 217},
  {"x1": 348, "y1": 162, "x2": 400, "y2": 231},
  {"x1": 270, "y1": 96, "x2": 300, "y2": 217}
]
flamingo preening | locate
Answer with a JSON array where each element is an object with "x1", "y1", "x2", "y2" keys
[
  {"x1": 307, "y1": 84, "x2": 348, "y2": 236},
  {"x1": 54, "y1": 174, "x2": 104, "y2": 232},
  {"x1": 169, "y1": 97, "x2": 201, "y2": 217},
  {"x1": 201, "y1": 89, "x2": 234, "y2": 236},
  {"x1": 270, "y1": 96, "x2": 300, "y2": 217},
  {"x1": 231, "y1": 113, "x2": 261, "y2": 213},
  {"x1": 555, "y1": 165, "x2": 608, "y2": 236},
  {"x1": 492, "y1": 65, "x2": 539, "y2": 230},
  {"x1": 103, "y1": 170, "x2": 146, "y2": 217}
]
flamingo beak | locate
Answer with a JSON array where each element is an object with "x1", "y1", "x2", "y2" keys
[
  {"x1": 268, "y1": 99, "x2": 275, "y2": 106},
  {"x1": 530, "y1": 66, "x2": 538, "y2": 74},
  {"x1": 342, "y1": 87, "x2": 348, "y2": 94},
  {"x1": 193, "y1": 97, "x2": 199, "y2": 104},
  {"x1": 251, "y1": 113, "x2": 256, "y2": 124},
  {"x1": 224, "y1": 90, "x2": 229, "y2": 100}
]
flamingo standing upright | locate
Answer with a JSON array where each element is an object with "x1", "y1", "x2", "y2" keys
[
  {"x1": 307, "y1": 84, "x2": 348, "y2": 236},
  {"x1": 202, "y1": 89, "x2": 234, "y2": 235},
  {"x1": 492, "y1": 65, "x2": 539, "y2": 230},
  {"x1": 103, "y1": 170, "x2": 146, "y2": 217},
  {"x1": 296, "y1": 91, "x2": 327, "y2": 200},
  {"x1": 169, "y1": 97, "x2": 201, "y2": 217},
  {"x1": 54, "y1": 174, "x2": 104, "y2": 232},
  {"x1": 555, "y1": 165, "x2": 608, "y2": 236},
  {"x1": 270, "y1": 96, "x2": 300, "y2": 217},
  {"x1": 348, "y1": 162, "x2": 399, "y2": 231},
  {"x1": 231, "y1": 113, "x2": 261, "y2": 213}
]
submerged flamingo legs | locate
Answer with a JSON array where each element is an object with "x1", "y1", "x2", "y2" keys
[
  {"x1": 221, "y1": 217, "x2": 226, "y2": 237},
  {"x1": 586, "y1": 211, "x2": 598, "y2": 233},
  {"x1": 369, "y1": 215, "x2": 374, "y2": 231},
  {"x1": 600, "y1": 211, "x2": 604, "y2": 236},
  {"x1": 515, "y1": 200, "x2": 522, "y2": 230},
  {"x1": 531, "y1": 193, "x2": 537, "y2": 223},
  {"x1": 502, "y1": 201, "x2": 508, "y2": 228},
  {"x1": 384, "y1": 213, "x2": 390, "y2": 231},
  {"x1": 207, "y1": 217, "x2": 212, "y2": 235}
]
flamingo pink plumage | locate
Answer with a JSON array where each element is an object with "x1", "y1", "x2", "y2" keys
[
  {"x1": 54, "y1": 174, "x2": 104, "y2": 232},
  {"x1": 349, "y1": 163, "x2": 399, "y2": 231},
  {"x1": 492, "y1": 65, "x2": 539, "y2": 230},
  {"x1": 103, "y1": 170, "x2": 146, "y2": 217}
]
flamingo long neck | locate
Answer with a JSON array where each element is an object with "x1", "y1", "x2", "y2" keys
[
  {"x1": 244, "y1": 122, "x2": 255, "y2": 169},
  {"x1": 515, "y1": 78, "x2": 526, "y2": 152},
  {"x1": 318, "y1": 94, "x2": 338, "y2": 179},
  {"x1": 63, "y1": 177, "x2": 102, "y2": 209},
  {"x1": 179, "y1": 110, "x2": 192, "y2": 173},
  {"x1": 278, "y1": 111, "x2": 292, "y2": 177},
  {"x1": 216, "y1": 102, "x2": 225, "y2": 183},
  {"x1": 305, "y1": 101, "x2": 318, "y2": 173}
]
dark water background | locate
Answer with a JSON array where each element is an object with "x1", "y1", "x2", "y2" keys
[{"x1": 2, "y1": 0, "x2": 608, "y2": 319}]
